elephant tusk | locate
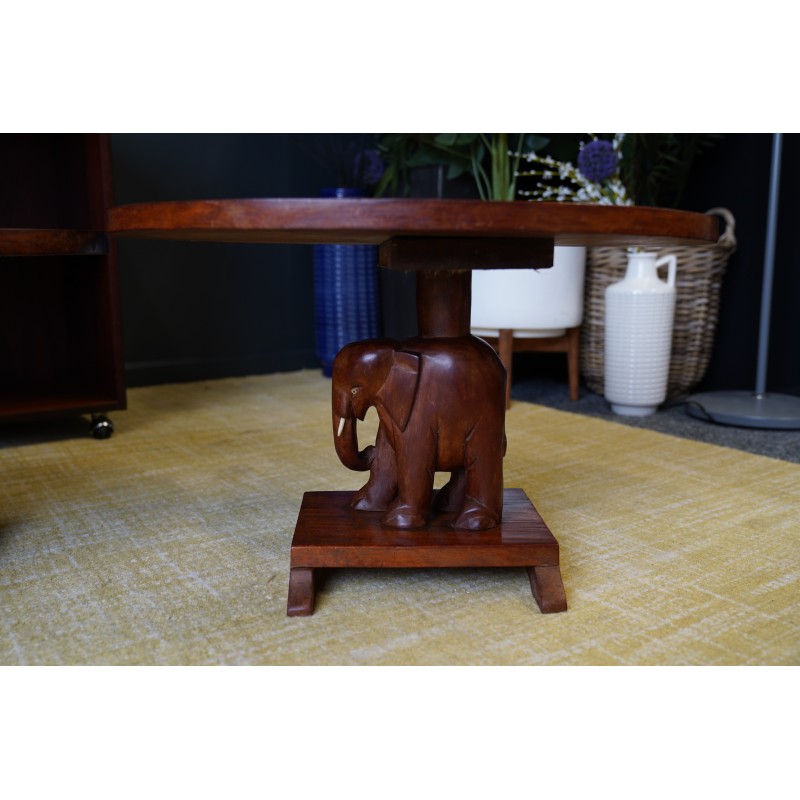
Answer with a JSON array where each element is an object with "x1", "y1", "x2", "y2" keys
[{"x1": 337, "y1": 416, "x2": 345, "y2": 437}]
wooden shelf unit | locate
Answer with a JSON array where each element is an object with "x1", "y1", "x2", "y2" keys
[{"x1": 0, "y1": 134, "x2": 126, "y2": 426}]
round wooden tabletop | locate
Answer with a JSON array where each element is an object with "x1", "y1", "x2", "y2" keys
[{"x1": 106, "y1": 198, "x2": 719, "y2": 248}]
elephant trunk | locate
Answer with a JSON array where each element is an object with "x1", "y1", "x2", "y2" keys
[{"x1": 332, "y1": 389, "x2": 374, "y2": 471}]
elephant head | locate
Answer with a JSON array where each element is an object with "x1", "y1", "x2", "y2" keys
[{"x1": 331, "y1": 339, "x2": 420, "y2": 471}]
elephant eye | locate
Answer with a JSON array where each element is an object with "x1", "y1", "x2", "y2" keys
[{"x1": 351, "y1": 387, "x2": 359, "y2": 396}]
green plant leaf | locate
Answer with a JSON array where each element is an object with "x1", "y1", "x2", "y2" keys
[
  {"x1": 405, "y1": 148, "x2": 447, "y2": 167},
  {"x1": 446, "y1": 162, "x2": 466, "y2": 180},
  {"x1": 524, "y1": 134, "x2": 550, "y2": 152}
]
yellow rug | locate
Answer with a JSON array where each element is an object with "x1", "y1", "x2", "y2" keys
[{"x1": 1, "y1": 370, "x2": 798, "y2": 665}]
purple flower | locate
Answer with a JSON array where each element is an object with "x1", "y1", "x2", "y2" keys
[
  {"x1": 577, "y1": 139, "x2": 618, "y2": 183},
  {"x1": 353, "y1": 149, "x2": 385, "y2": 187}
]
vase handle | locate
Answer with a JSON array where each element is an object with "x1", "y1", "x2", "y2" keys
[{"x1": 656, "y1": 254, "x2": 677, "y2": 288}]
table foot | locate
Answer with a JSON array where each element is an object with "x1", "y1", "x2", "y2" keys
[
  {"x1": 287, "y1": 567, "x2": 315, "y2": 616},
  {"x1": 287, "y1": 488, "x2": 566, "y2": 615},
  {"x1": 527, "y1": 565, "x2": 568, "y2": 613}
]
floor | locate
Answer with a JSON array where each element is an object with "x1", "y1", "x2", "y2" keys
[
  {"x1": 512, "y1": 376, "x2": 800, "y2": 464},
  {"x1": 2, "y1": 367, "x2": 798, "y2": 465}
]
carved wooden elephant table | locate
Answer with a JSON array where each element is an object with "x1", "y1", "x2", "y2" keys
[{"x1": 107, "y1": 198, "x2": 718, "y2": 616}]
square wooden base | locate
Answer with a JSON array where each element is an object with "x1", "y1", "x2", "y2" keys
[{"x1": 287, "y1": 488, "x2": 567, "y2": 616}]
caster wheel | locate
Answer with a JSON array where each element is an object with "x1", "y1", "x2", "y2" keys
[{"x1": 90, "y1": 415, "x2": 114, "y2": 439}]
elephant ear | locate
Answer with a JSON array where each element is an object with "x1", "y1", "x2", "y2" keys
[{"x1": 377, "y1": 350, "x2": 420, "y2": 433}]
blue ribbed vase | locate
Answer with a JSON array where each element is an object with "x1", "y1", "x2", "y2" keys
[{"x1": 313, "y1": 188, "x2": 380, "y2": 376}]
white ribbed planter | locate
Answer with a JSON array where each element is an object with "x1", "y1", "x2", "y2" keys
[
  {"x1": 604, "y1": 251, "x2": 677, "y2": 416},
  {"x1": 470, "y1": 246, "x2": 586, "y2": 337}
]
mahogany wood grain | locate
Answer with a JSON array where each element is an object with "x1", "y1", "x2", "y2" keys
[
  {"x1": 107, "y1": 198, "x2": 719, "y2": 249},
  {"x1": 416, "y1": 270, "x2": 473, "y2": 337},
  {"x1": 0, "y1": 229, "x2": 107, "y2": 257},
  {"x1": 0, "y1": 392, "x2": 125, "y2": 423},
  {"x1": 527, "y1": 566, "x2": 568, "y2": 613},
  {"x1": 1, "y1": 134, "x2": 126, "y2": 424},
  {"x1": 287, "y1": 568, "x2": 315, "y2": 617},
  {"x1": 290, "y1": 489, "x2": 558, "y2": 567},
  {"x1": 331, "y1": 331, "x2": 506, "y2": 530},
  {"x1": 287, "y1": 489, "x2": 566, "y2": 614}
]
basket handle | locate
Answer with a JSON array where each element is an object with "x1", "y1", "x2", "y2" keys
[{"x1": 705, "y1": 207, "x2": 737, "y2": 250}]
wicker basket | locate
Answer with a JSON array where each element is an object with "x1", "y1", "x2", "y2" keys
[{"x1": 580, "y1": 208, "x2": 737, "y2": 399}]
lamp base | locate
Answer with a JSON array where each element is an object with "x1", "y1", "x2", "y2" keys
[{"x1": 686, "y1": 390, "x2": 800, "y2": 430}]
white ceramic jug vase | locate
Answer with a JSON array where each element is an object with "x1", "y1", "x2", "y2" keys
[{"x1": 604, "y1": 250, "x2": 677, "y2": 416}]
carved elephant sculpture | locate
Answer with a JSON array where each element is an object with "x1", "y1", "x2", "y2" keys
[{"x1": 331, "y1": 336, "x2": 506, "y2": 530}]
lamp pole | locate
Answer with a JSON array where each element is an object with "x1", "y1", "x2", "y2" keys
[{"x1": 688, "y1": 133, "x2": 800, "y2": 429}]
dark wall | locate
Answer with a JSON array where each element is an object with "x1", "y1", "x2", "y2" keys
[
  {"x1": 111, "y1": 134, "x2": 334, "y2": 386},
  {"x1": 111, "y1": 134, "x2": 800, "y2": 394},
  {"x1": 681, "y1": 133, "x2": 799, "y2": 394}
]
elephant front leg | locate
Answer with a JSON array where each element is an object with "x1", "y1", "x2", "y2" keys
[
  {"x1": 351, "y1": 425, "x2": 397, "y2": 511},
  {"x1": 382, "y1": 448, "x2": 435, "y2": 529}
]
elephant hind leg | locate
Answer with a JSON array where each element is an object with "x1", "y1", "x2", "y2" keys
[
  {"x1": 435, "y1": 471, "x2": 500, "y2": 529},
  {"x1": 453, "y1": 496, "x2": 502, "y2": 530},
  {"x1": 452, "y1": 431, "x2": 504, "y2": 530},
  {"x1": 432, "y1": 469, "x2": 466, "y2": 513}
]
